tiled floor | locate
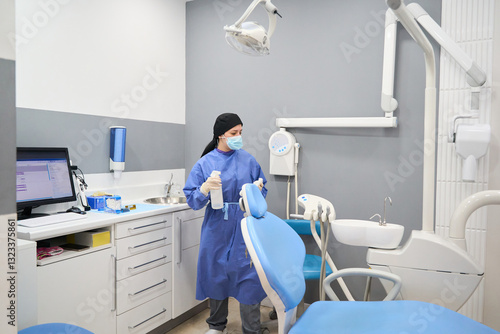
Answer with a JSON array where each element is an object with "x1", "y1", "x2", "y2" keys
[{"x1": 165, "y1": 298, "x2": 278, "y2": 334}]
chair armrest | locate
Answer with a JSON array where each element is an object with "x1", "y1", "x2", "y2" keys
[{"x1": 323, "y1": 268, "x2": 402, "y2": 301}]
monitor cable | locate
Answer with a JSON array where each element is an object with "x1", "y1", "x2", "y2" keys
[{"x1": 72, "y1": 166, "x2": 91, "y2": 211}]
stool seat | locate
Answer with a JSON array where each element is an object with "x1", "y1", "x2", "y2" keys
[
  {"x1": 19, "y1": 323, "x2": 93, "y2": 334},
  {"x1": 303, "y1": 254, "x2": 332, "y2": 280}
]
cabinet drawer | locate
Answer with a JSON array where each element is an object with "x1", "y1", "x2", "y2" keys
[
  {"x1": 117, "y1": 263, "x2": 172, "y2": 314},
  {"x1": 117, "y1": 245, "x2": 172, "y2": 281},
  {"x1": 115, "y1": 214, "x2": 172, "y2": 239},
  {"x1": 117, "y1": 291, "x2": 172, "y2": 334},
  {"x1": 116, "y1": 227, "x2": 171, "y2": 259}
]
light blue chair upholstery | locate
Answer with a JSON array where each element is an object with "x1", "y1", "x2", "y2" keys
[
  {"x1": 18, "y1": 323, "x2": 93, "y2": 334},
  {"x1": 240, "y1": 183, "x2": 499, "y2": 334}
]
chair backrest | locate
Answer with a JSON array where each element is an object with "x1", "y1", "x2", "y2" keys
[
  {"x1": 245, "y1": 213, "x2": 306, "y2": 310},
  {"x1": 240, "y1": 184, "x2": 306, "y2": 312}
]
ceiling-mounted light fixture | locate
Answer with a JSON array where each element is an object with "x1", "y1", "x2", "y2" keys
[{"x1": 223, "y1": 0, "x2": 281, "y2": 56}]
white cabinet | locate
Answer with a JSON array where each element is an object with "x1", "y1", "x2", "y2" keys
[
  {"x1": 115, "y1": 213, "x2": 173, "y2": 334},
  {"x1": 19, "y1": 206, "x2": 206, "y2": 334},
  {"x1": 17, "y1": 239, "x2": 37, "y2": 331},
  {"x1": 37, "y1": 246, "x2": 116, "y2": 334},
  {"x1": 172, "y1": 209, "x2": 204, "y2": 318}
]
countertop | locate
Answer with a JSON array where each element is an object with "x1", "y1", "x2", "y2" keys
[{"x1": 17, "y1": 202, "x2": 191, "y2": 241}]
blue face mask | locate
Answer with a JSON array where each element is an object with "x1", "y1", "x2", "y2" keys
[{"x1": 225, "y1": 135, "x2": 243, "y2": 150}]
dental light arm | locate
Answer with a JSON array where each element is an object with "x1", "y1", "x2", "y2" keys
[{"x1": 223, "y1": 0, "x2": 281, "y2": 56}]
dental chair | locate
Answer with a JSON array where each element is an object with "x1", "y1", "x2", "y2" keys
[{"x1": 239, "y1": 183, "x2": 499, "y2": 334}]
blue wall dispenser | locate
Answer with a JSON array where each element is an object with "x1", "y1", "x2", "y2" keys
[{"x1": 110, "y1": 126, "x2": 126, "y2": 179}]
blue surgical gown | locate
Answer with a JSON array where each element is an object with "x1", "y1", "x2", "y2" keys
[{"x1": 183, "y1": 149, "x2": 268, "y2": 305}]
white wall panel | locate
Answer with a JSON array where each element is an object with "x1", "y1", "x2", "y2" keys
[
  {"x1": 0, "y1": 0, "x2": 15, "y2": 60},
  {"x1": 16, "y1": 0, "x2": 185, "y2": 124},
  {"x1": 436, "y1": 0, "x2": 494, "y2": 322}
]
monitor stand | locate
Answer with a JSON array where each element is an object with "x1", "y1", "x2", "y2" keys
[{"x1": 17, "y1": 207, "x2": 50, "y2": 220}]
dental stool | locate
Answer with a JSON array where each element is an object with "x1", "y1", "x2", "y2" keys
[
  {"x1": 284, "y1": 219, "x2": 333, "y2": 281},
  {"x1": 18, "y1": 323, "x2": 93, "y2": 334},
  {"x1": 240, "y1": 183, "x2": 499, "y2": 334}
]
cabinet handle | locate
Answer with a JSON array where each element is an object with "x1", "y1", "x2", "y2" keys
[
  {"x1": 129, "y1": 279, "x2": 167, "y2": 297},
  {"x1": 175, "y1": 217, "x2": 182, "y2": 264},
  {"x1": 128, "y1": 237, "x2": 167, "y2": 251},
  {"x1": 128, "y1": 220, "x2": 167, "y2": 231},
  {"x1": 111, "y1": 254, "x2": 117, "y2": 312},
  {"x1": 128, "y1": 255, "x2": 167, "y2": 271},
  {"x1": 128, "y1": 308, "x2": 167, "y2": 330}
]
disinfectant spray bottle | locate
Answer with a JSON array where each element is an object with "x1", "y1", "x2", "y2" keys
[{"x1": 210, "y1": 171, "x2": 223, "y2": 209}]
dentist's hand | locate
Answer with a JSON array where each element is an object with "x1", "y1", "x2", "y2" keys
[
  {"x1": 253, "y1": 178, "x2": 264, "y2": 191},
  {"x1": 201, "y1": 175, "x2": 221, "y2": 195}
]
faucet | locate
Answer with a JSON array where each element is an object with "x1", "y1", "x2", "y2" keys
[
  {"x1": 164, "y1": 173, "x2": 174, "y2": 198},
  {"x1": 383, "y1": 196, "x2": 392, "y2": 226},
  {"x1": 369, "y1": 196, "x2": 392, "y2": 226},
  {"x1": 369, "y1": 213, "x2": 382, "y2": 225}
]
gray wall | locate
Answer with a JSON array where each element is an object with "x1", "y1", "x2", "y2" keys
[
  {"x1": 16, "y1": 108, "x2": 184, "y2": 173},
  {"x1": 0, "y1": 58, "x2": 16, "y2": 215},
  {"x1": 186, "y1": 0, "x2": 441, "y2": 300}
]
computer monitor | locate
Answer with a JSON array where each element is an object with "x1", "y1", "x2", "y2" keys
[{"x1": 17, "y1": 147, "x2": 77, "y2": 219}]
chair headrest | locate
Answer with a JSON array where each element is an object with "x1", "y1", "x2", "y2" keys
[{"x1": 241, "y1": 183, "x2": 267, "y2": 218}]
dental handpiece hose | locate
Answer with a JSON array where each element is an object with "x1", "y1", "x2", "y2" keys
[{"x1": 320, "y1": 207, "x2": 331, "y2": 301}]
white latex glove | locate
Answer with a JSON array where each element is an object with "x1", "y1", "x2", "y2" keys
[
  {"x1": 253, "y1": 178, "x2": 264, "y2": 191},
  {"x1": 201, "y1": 175, "x2": 221, "y2": 195}
]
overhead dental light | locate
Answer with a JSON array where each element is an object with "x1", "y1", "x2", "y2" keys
[{"x1": 223, "y1": 0, "x2": 281, "y2": 56}]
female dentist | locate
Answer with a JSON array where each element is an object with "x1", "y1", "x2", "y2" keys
[{"x1": 183, "y1": 113, "x2": 268, "y2": 334}]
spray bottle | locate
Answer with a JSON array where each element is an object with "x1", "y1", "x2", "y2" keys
[{"x1": 210, "y1": 171, "x2": 223, "y2": 209}]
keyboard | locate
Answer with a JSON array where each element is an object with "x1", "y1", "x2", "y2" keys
[{"x1": 18, "y1": 212, "x2": 87, "y2": 228}]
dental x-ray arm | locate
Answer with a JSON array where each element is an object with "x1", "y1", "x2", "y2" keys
[
  {"x1": 407, "y1": 3, "x2": 486, "y2": 88},
  {"x1": 382, "y1": 1, "x2": 487, "y2": 117},
  {"x1": 381, "y1": 10, "x2": 398, "y2": 116},
  {"x1": 387, "y1": 0, "x2": 437, "y2": 232}
]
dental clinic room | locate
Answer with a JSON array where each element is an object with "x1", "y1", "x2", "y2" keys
[{"x1": 2, "y1": 0, "x2": 500, "y2": 333}]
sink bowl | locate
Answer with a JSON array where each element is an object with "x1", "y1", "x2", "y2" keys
[
  {"x1": 331, "y1": 219, "x2": 404, "y2": 249},
  {"x1": 144, "y1": 196, "x2": 187, "y2": 205}
]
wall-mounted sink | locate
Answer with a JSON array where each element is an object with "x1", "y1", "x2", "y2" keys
[
  {"x1": 331, "y1": 219, "x2": 404, "y2": 249},
  {"x1": 144, "y1": 196, "x2": 187, "y2": 205}
]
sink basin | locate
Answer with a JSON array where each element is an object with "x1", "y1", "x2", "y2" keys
[
  {"x1": 144, "y1": 196, "x2": 187, "y2": 205},
  {"x1": 331, "y1": 219, "x2": 404, "y2": 249}
]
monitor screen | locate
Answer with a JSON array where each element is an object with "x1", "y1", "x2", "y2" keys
[{"x1": 17, "y1": 147, "x2": 76, "y2": 218}]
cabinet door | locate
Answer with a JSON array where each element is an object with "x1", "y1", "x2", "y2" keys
[
  {"x1": 172, "y1": 211, "x2": 204, "y2": 318},
  {"x1": 37, "y1": 247, "x2": 116, "y2": 334}
]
